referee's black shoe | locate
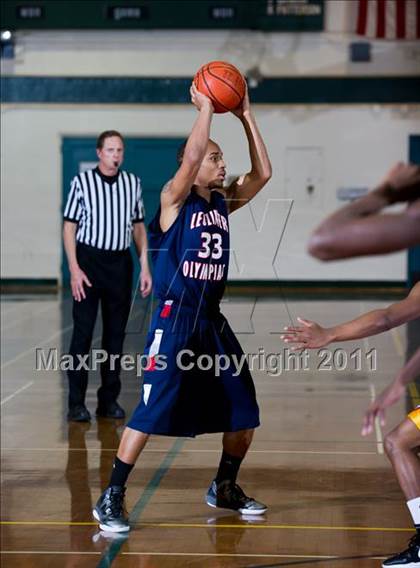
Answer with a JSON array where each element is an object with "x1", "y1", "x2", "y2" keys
[
  {"x1": 96, "y1": 402, "x2": 125, "y2": 419},
  {"x1": 67, "y1": 404, "x2": 91, "y2": 422}
]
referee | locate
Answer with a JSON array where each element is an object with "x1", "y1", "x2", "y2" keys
[{"x1": 63, "y1": 130, "x2": 152, "y2": 422}]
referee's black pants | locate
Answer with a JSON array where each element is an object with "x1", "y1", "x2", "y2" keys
[{"x1": 67, "y1": 244, "x2": 133, "y2": 410}]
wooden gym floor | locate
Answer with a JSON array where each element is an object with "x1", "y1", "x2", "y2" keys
[{"x1": 1, "y1": 293, "x2": 419, "y2": 567}]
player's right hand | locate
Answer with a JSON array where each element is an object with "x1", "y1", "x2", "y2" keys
[
  {"x1": 381, "y1": 162, "x2": 420, "y2": 203},
  {"x1": 70, "y1": 267, "x2": 92, "y2": 302},
  {"x1": 190, "y1": 83, "x2": 213, "y2": 112},
  {"x1": 281, "y1": 317, "x2": 331, "y2": 350}
]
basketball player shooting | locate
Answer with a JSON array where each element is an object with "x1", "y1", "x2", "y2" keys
[{"x1": 93, "y1": 76, "x2": 272, "y2": 532}]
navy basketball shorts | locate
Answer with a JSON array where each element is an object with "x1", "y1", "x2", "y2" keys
[{"x1": 127, "y1": 300, "x2": 260, "y2": 437}]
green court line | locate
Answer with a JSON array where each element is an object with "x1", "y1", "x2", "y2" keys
[{"x1": 96, "y1": 437, "x2": 185, "y2": 568}]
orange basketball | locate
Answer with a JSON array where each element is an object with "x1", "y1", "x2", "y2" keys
[{"x1": 194, "y1": 61, "x2": 245, "y2": 114}]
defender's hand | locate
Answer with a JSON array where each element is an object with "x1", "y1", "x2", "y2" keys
[
  {"x1": 281, "y1": 317, "x2": 331, "y2": 350},
  {"x1": 361, "y1": 381, "x2": 405, "y2": 436}
]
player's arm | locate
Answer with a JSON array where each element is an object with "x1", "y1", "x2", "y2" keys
[
  {"x1": 281, "y1": 282, "x2": 420, "y2": 350},
  {"x1": 133, "y1": 222, "x2": 152, "y2": 298},
  {"x1": 160, "y1": 84, "x2": 213, "y2": 229},
  {"x1": 362, "y1": 347, "x2": 420, "y2": 436},
  {"x1": 308, "y1": 163, "x2": 420, "y2": 260},
  {"x1": 225, "y1": 84, "x2": 272, "y2": 214}
]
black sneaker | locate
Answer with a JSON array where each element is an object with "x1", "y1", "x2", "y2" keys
[
  {"x1": 96, "y1": 402, "x2": 125, "y2": 419},
  {"x1": 206, "y1": 480, "x2": 267, "y2": 515},
  {"x1": 67, "y1": 405, "x2": 91, "y2": 422},
  {"x1": 382, "y1": 533, "x2": 420, "y2": 567},
  {"x1": 93, "y1": 486, "x2": 130, "y2": 533}
]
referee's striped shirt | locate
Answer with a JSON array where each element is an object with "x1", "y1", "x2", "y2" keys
[{"x1": 63, "y1": 168, "x2": 145, "y2": 251}]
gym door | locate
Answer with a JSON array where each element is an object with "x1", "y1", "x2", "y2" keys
[{"x1": 61, "y1": 137, "x2": 184, "y2": 288}]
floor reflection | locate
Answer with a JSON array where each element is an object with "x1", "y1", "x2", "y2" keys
[
  {"x1": 64, "y1": 419, "x2": 129, "y2": 565},
  {"x1": 205, "y1": 511, "x2": 266, "y2": 566}
]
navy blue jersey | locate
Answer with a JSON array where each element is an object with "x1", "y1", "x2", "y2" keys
[{"x1": 148, "y1": 189, "x2": 229, "y2": 309}]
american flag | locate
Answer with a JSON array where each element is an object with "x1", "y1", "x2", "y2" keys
[{"x1": 356, "y1": 0, "x2": 420, "y2": 39}]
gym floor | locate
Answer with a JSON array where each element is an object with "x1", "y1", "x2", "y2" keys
[{"x1": 1, "y1": 292, "x2": 419, "y2": 567}]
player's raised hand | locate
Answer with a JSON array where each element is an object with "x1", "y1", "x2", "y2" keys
[
  {"x1": 281, "y1": 317, "x2": 331, "y2": 350},
  {"x1": 381, "y1": 162, "x2": 420, "y2": 203},
  {"x1": 361, "y1": 380, "x2": 405, "y2": 436},
  {"x1": 231, "y1": 81, "x2": 250, "y2": 119},
  {"x1": 190, "y1": 83, "x2": 213, "y2": 112}
]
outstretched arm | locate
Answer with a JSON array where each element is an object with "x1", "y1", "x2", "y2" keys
[
  {"x1": 225, "y1": 84, "x2": 272, "y2": 214},
  {"x1": 281, "y1": 282, "x2": 420, "y2": 350},
  {"x1": 308, "y1": 163, "x2": 420, "y2": 260},
  {"x1": 362, "y1": 347, "x2": 420, "y2": 436}
]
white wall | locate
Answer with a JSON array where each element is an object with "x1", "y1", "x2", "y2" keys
[
  {"x1": 2, "y1": 104, "x2": 419, "y2": 281},
  {"x1": 3, "y1": 29, "x2": 420, "y2": 77}
]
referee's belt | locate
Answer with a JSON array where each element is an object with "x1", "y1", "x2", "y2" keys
[{"x1": 77, "y1": 242, "x2": 130, "y2": 256}]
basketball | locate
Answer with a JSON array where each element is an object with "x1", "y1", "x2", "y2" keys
[{"x1": 194, "y1": 61, "x2": 246, "y2": 114}]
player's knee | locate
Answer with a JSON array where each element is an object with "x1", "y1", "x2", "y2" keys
[{"x1": 384, "y1": 429, "x2": 402, "y2": 459}]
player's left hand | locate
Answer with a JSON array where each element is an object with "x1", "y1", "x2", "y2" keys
[
  {"x1": 231, "y1": 82, "x2": 250, "y2": 119},
  {"x1": 140, "y1": 269, "x2": 153, "y2": 298},
  {"x1": 281, "y1": 317, "x2": 331, "y2": 350},
  {"x1": 361, "y1": 380, "x2": 405, "y2": 436}
]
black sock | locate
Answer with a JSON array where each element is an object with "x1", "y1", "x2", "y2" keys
[
  {"x1": 215, "y1": 451, "x2": 243, "y2": 485},
  {"x1": 108, "y1": 457, "x2": 134, "y2": 488}
]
